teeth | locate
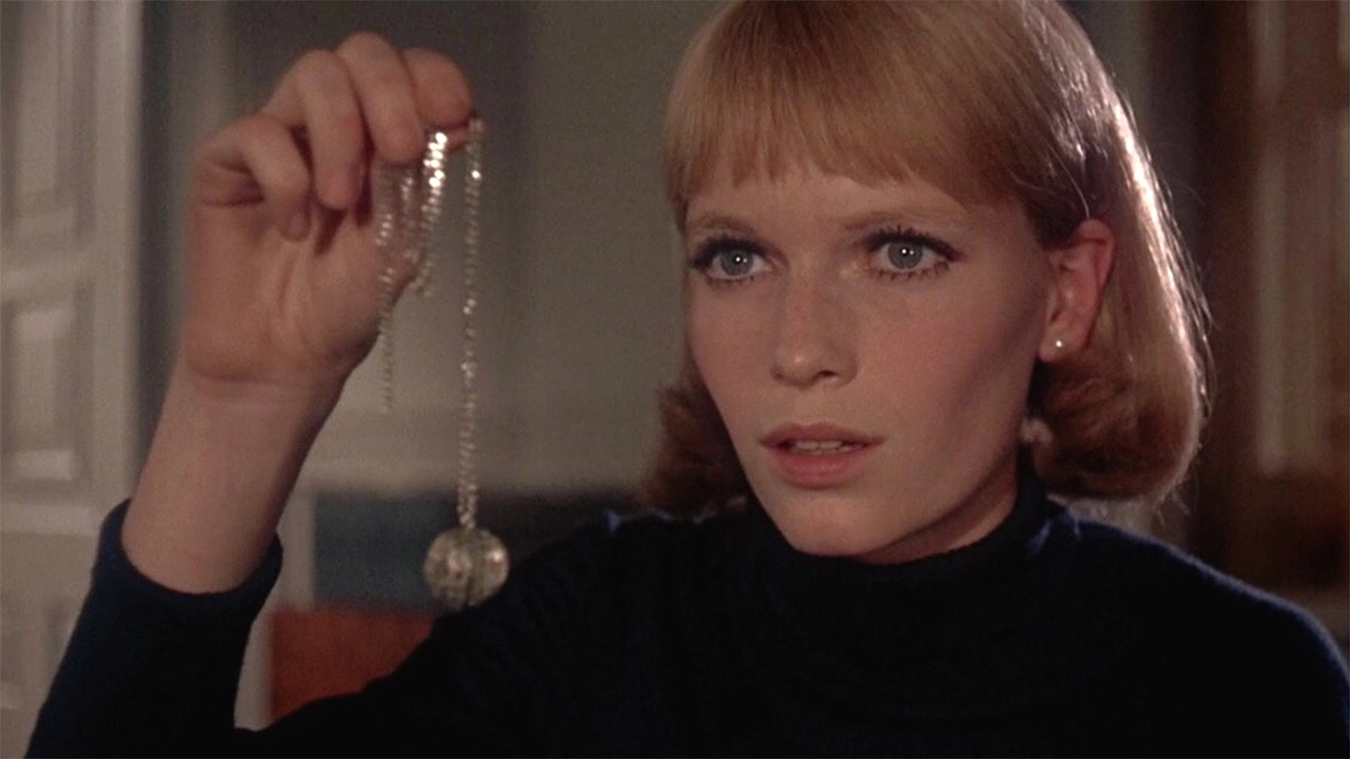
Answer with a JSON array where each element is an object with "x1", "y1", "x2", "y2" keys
[{"x1": 787, "y1": 440, "x2": 862, "y2": 455}]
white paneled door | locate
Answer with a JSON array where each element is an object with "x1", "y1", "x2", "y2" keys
[{"x1": 0, "y1": 1, "x2": 141, "y2": 754}]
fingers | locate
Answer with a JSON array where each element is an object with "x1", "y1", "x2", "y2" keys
[
  {"x1": 259, "y1": 33, "x2": 474, "y2": 213},
  {"x1": 194, "y1": 113, "x2": 314, "y2": 240},
  {"x1": 264, "y1": 50, "x2": 365, "y2": 209},
  {"x1": 402, "y1": 48, "x2": 474, "y2": 130},
  {"x1": 335, "y1": 34, "x2": 425, "y2": 164}
]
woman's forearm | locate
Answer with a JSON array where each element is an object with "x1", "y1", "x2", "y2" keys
[{"x1": 123, "y1": 360, "x2": 341, "y2": 593}]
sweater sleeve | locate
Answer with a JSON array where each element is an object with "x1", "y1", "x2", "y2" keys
[
  {"x1": 27, "y1": 501, "x2": 282, "y2": 756},
  {"x1": 27, "y1": 501, "x2": 614, "y2": 758}
]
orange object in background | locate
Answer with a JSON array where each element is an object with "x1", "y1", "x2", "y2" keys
[{"x1": 269, "y1": 608, "x2": 434, "y2": 721}]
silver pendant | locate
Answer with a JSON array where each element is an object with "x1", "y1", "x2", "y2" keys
[
  {"x1": 422, "y1": 526, "x2": 509, "y2": 611},
  {"x1": 376, "y1": 119, "x2": 508, "y2": 611}
]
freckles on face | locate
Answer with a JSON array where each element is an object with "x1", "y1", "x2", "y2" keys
[{"x1": 683, "y1": 167, "x2": 1052, "y2": 563}]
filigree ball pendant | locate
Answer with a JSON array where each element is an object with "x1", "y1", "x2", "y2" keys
[
  {"x1": 423, "y1": 527, "x2": 509, "y2": 611},
  {"x1": 381, "y1": 119, "x2": 506, "y2": 611}
]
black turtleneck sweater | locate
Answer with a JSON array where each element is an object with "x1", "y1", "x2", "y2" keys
[{"x1": 28, "y1": 478, "x2": 1350, "y2": 756}]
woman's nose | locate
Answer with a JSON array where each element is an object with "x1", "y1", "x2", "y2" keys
[{"x1": 769, "y1": 276, "x2": 857, "y2": 389}]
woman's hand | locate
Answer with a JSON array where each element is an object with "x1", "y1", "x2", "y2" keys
[
  {"x1": 183, "y1": 32, "x2": 474, "y2": 401},
  {"x1": 125, "y1": 34, "x2": 473, "y2": 592}
]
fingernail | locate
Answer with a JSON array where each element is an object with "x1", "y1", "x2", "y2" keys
[{"x1": 287, "y1": 209, "x2": 309, "y2": 240}]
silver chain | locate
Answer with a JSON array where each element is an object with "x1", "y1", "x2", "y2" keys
[
  {"x1": 374, "y1": 120, "x2": 484, "y2": 532},
  {"x1": 375, "y1": 130, "x2": 450, "y2": 413},
  {"x1": 457, "y1": 119, "x2": 483, "y2": 529},
  {"x1": 373, "y1": 119, "x2": 507, "y2": 610}
]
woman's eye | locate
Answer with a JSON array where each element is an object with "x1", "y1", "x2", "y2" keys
[
  {"x1": 870, "y1": 232, "x2": 954, "y2": 278},
  {"x1": 882, "y1": 240, "x2": 929, "y2": 270},
  {"x1": 691, "y1": 240, "x2": 769, "y2": 282},
  {"x1": 714, "y1": 249, "x2": 758, "y2": 277}
]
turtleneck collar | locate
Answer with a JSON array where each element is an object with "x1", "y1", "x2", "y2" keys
[
  {"x1": 748, "y1": 472, "x2": 1057, "y2": 596},
  {"x1": 730, "y1": 471, "x2": 1134, "y2": 719}
]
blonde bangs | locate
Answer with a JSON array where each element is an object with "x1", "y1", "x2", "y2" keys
[{"x1": 663, "y1": 2, "x2": 1004, "y2": 226}]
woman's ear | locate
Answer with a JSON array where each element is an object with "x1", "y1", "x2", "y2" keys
[{"x1": 1039, "y1": 218, "x2": 1114, "y2": 362}]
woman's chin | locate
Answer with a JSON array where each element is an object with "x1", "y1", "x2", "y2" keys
[{"x1": 762, "y1": 501, "x2": 908, "y2": 561}]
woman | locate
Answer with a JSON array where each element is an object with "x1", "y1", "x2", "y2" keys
[{"x1": 30, "y1": 2, "x2": 1349, "y2": 756}]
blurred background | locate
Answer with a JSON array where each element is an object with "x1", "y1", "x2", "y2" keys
[{"x1": 1, "y1": 0, "x2": 1345, "y2": 750}]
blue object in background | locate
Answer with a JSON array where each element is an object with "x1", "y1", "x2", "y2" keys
[{"x1": 313, "y1": 490, "x2": 640, "y2": 613}]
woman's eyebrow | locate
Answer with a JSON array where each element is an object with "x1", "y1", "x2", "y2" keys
[
  {"x1": 686, "y1": 206, "x2": 970, "y2": 236},
  {"x1": 838, "y1": 206, "x2": 970, "y2": 232},
  {"x1": 684, "y1": 213, "x2": 758, "y2": 237}
]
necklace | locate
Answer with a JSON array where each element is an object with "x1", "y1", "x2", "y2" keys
[{"x1": 373, "y1": 119, "x2": 509, "y2": 611}]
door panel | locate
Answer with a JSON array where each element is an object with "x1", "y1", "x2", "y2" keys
[{"x1": 0, "y1": 2, "x2": 141, "y2": 754}]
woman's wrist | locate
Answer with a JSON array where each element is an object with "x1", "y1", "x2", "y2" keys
[{"x1": 123, "y1": 361, "x2": 342, "y2": 593}]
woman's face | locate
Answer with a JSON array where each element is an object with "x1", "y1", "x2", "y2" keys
[{"x1": 684, "y1": 164, "x2": 1053, "y2": 563}]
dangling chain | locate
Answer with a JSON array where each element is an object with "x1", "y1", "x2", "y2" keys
[
  {"x1": 375, "y1": 129, "x2": 451, "y2": 413},
  {"x1": 373, "y1": 119, "x2": 507, "y2": 611},
  {"x1": 457, "y1": 120, "x2": 483, "y2": 529}
]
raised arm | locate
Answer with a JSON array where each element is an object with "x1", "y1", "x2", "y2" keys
[
  {"x1": 126, "y1": 34, "x2": 474, "y2": 592},
  {"x1": 29, "y1": 34, "x2": 477, "y2": 757}
]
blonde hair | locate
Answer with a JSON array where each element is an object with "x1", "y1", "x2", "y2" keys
[{"x1": 643, "y1": 0, "x2": 1208, "y2": 515}]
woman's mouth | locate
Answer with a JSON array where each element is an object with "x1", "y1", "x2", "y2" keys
[
  {"x1": 780, "y1": 439, "x2": 867, "y2": 455},
  {"x1": 760, "y1": 424, "x2": 882, "y2": 488}
]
